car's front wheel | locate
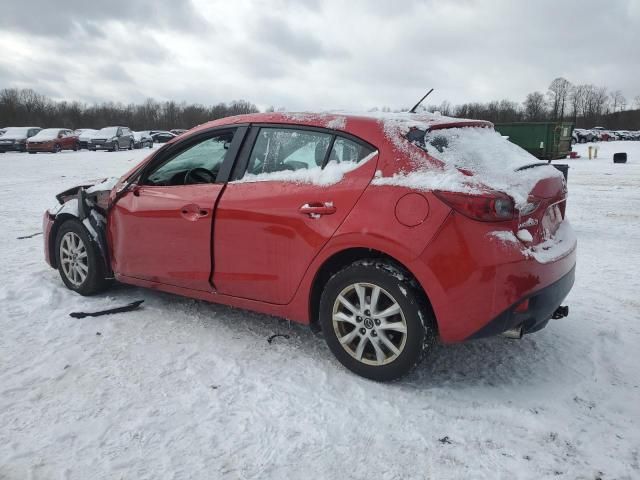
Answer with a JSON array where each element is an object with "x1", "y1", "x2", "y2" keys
[
  {"x1": 319, "y1": 260, "x2": 436, "y2": 381},
  {"x1": 55, "y1": 220, "x2": 109, "y2": 295}
]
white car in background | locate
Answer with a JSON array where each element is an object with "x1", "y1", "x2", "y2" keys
[
  {"x1": 75, "y1": 129, "x2": 98, "y2": 149},
  {"x1": 133, "y1": 131, "x2": 154, "y2": 149}
]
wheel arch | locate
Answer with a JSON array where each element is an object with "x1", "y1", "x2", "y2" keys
[{"x1": 308, "y1": 247, "x2": 438, "y2": 334}]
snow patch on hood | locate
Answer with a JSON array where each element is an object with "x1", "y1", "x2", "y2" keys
[{"x1": 86, "y1": 177, "x2": 119, "y2": 194}]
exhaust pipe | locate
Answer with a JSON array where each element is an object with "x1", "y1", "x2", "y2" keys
[
  {"x1": 552, "y1": 306, "x2": 569, "y2": 319},
  {"x1": 501, "y1": 325, "x2": 523, "y2": 339}
]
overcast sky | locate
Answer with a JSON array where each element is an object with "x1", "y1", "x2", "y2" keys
[{"x1": 1, "y1": 0, "x2": 638, "y2": 111}]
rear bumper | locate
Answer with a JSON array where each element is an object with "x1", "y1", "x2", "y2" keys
[
  {"x1": 469, "y1": 265, "x2": 575, "y2": 339},
  {"x1": 409, "y1": 212, "x2": 577, "y2": 343}
]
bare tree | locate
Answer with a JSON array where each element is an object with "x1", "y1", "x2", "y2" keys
[
  {"x1": 547, "y1": 77, "x2": 572, "y2": 121},
  {"x1": 523, "y1": 92, "x2": 547, "y2": 121},
  {"x1": 610, "y1": 90, "x2": 626, "y2": 113}
]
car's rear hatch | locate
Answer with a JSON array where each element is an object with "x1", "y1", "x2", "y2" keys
[{"x1": 407, "y1": 123, "x2": 568, "y2": 247}]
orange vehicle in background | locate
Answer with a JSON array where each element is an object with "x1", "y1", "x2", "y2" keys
[{"x1": 27, "y1": 128, "x2": 79, "y2": 154}]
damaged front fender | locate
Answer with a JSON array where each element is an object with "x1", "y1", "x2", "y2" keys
[{"x1": 47, "y1": 177, "x2": 121, "y2": 277}]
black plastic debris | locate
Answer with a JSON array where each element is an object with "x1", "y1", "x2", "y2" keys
[
  {"x1": 70, "y1": 300, "x2": 144, "y2": 319},
  {"x1": 613, "y1": 153, "x2": 627, "y2": 164},
  {"x1": 267, "y1": 333, "x2": 290, "y2": 344},
  {"x1": 17, "y1": 232, "x2": 43, "y2": 240}
]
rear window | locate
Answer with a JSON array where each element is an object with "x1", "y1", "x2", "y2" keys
[{"x1": 406, "y1": 126, "x2": 541, "y2": 171}]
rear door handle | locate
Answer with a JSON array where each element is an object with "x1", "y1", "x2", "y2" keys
[{"x1": 299, "y1": 202, "x2": 336, "y2": 217}]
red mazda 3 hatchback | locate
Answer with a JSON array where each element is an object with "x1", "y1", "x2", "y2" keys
[{"x1": 43, "y1": 112, "x2": 576, "y2": 380}]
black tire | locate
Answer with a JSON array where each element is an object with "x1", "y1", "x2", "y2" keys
[
  {"x1": 129, "y1": 141, "x2": 134, "y2": 150},
  {"x1": 319, "y1": 260, "x2": 436, "y2": 381},
  {"x1": 53, "y1": 144, "x2": 61, "y2": 153},
  {"x1": 28, "y1": 151, "x2": 37, "y2": 154},
  {"x1": 571, "y1": 138, "x2": 576, "y2": 145},
  {"x1": 579, "y1": 137, "x2": 586, "y2": 143},
  {"x1": 54, "y1": 220, "x2": 110, "y2": 296},
  {"x1": 112, "y1": 142, "x2": 119, "y2": 152}
]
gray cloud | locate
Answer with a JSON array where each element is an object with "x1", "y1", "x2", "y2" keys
[
  {"x1": 0, "y1": 0, "x2": 206, "y2": 37},
  {"x1": 0, "y1": 0, "x2": 638, "y2": 111}
]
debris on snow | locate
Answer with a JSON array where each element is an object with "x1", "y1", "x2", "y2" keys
[
  {"x1": 267, "y1": 333, "x2": 291, "y2": 344},
  {"x1": 69, "y1": 300, "x2": 145, "y2": 319}
]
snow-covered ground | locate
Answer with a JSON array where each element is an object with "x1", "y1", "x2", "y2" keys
[{"x1": 1, "y1": 142, "x2": 639, "y2": 479}]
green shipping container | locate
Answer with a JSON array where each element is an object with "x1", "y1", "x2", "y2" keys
[{"x1": 494, "y1": 122, "x2": 574, "y2": 160}]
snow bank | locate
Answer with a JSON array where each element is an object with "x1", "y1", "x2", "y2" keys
[{"x1": 233, "y1": 151, "x2": 378, "y2": 186}]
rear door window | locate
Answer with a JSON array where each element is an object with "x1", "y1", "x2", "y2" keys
[
  {"x1": 328, "y1": 137, "x2": 375, "y2": 164},
  {"x1": 246, "y1": 128, "x2": 332, "y2": 174}
]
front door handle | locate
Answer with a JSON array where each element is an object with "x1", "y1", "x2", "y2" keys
[
  {"x1": 180, "y1": 204, "x2": 209, "y2": 221},
  {"x1": 299, "y1": 202, "x2": 336, "y2": 217}
]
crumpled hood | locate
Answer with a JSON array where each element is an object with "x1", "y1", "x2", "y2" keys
[{"x1": 55, "y1": 177, "x2": 120, "y2": 205}]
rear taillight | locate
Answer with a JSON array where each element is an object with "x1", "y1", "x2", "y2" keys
[{"x1": 434, "y1": 190, "x2": 514, "y2": 222}]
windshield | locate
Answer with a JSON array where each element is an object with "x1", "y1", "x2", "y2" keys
[
  {"x1": 2, "y1": 127, "x2": 30, "y2": 136},
  {"x1": 31, "y1": 128, "x2": 61, "y2": 140},
  {"x1": 97, "y1": 127, "x2": 118, "y2": 137}
]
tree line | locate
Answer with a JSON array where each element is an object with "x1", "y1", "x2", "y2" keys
[
  {"x1": 419, "y1": 78, "x2": 640, "y2": 130},
  {"x1": 0, "y1": 88, "x2": 259, "y2": 131},
  {"x1": 2, "y1": 79, "x2": 640, "y2": 131}
]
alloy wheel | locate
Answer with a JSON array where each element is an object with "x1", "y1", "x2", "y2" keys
[
  {"x1": 60, "y1": 231, "x2": 89, "y2": 286},
  {"x1": 332, "y1": 282, "x2": 408, "y2": 366}
]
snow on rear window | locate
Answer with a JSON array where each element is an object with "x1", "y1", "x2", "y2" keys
[{"x1": 374, "y1": 123, "x2": 562, "y2": 208}]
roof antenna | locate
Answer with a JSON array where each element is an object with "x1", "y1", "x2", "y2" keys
[{"x1": 409, "y1": 88, "x2": 434, "y2": 113}]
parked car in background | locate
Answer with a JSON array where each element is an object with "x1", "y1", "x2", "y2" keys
[
  {"x1": 74, "y1": 129, "x2": 98, "y2": 149},
  {"x1": 133, "y1": 131, "x2": 154, "y2": 149},
  {"x1": 42, "y1": 112, "x2": 576, "y2": 381},
  {"x1": 591, "y1": 127, "x2": 614, "y2": 141},
  {"x1": 573, "y1": 128, "x2": 596, "y2": 143},
  {"x1": 88, "y1": 126, "x2": 134, "y2": 151},
  {"x1": 0, "y1": 128, "x2": 6, "y2": 136},
  {"x1": 170, "y1": 129, "x2": 187, "y2": 135},
  {"x1": 149, "y1": 130, "x2": 177, "y2": 143},
  {"x1": 27, "y1": 128, "x2": 78, "y2": 154},
  {"x1": 0, "y1": 127, "x2": 41, "y2": 152}
]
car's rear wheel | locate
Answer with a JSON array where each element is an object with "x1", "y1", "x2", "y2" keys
[
  {"x1": 319, "y1": 260, "x2": 436, "y2": 381},
  {"x1": 55, "y1": 220, "x2": 109, "y2": 295}
]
